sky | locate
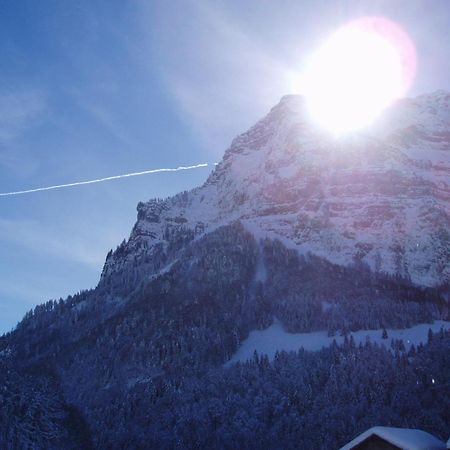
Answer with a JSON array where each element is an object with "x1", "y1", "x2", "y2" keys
[{"x1": 0, "y1": 0, "x2": 449, "y2": 334}]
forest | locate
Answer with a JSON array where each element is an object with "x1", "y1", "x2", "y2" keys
[{"x1": 0, "y1": 222, "x2": 448, "y2": 449}]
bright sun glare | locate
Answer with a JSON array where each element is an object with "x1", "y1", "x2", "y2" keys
[{"x1": 303, "y1": 17, "x2": 417, "y2": 134}]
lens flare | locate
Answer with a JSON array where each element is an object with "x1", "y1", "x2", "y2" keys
[{"x1": 303, "y1": 17, "x2": 417, "y2": 134}]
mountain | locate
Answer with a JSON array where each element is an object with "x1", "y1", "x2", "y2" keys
[
  {"x1": 102, "y1": 90, "x2": 450, "y2": 290},
  {"x1": 1, "y1": 91, "x2": 449, "y2": 449}
]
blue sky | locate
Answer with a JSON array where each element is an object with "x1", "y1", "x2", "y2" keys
[{"x1": 1, "y1": 0, "x2": 449, "y2": 334}]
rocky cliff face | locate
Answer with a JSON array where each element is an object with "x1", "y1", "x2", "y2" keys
[{"x1": 102, "y1": 91, "x2": 450, "y2": 288}]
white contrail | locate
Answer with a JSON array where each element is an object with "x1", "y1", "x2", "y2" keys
[{"x1": 0, "y1": 163, "x2": 212, "y2": 197}]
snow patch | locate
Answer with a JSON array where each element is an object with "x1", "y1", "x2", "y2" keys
[{"x1": 226, "y1": 319, "x2": 450, "y2": 365}]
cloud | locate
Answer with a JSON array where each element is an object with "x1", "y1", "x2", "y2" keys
[
  {"x1": 150, "y1": 1, "x2": 298, "y2": 151},
  {"x1": 68, "y1": 82, "x2": 140, "y2": 147},
  {"x1": 0, "y1": 89, "x2": 46, "y2": 176},
  {"x1": 0, "y1": 279, "x2": 59, "y2": 307},
  {"x1": 0, "y1": 89, "x2": 46, "y2": 143},
  {"x1": 0, "y1": 218, "x2": 109, "y2": 269}
]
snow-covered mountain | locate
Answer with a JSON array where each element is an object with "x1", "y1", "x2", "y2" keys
[
  {"x1": 3, "y1": 91, "x2": 450, "y2": 450},
  {"x1": 102, "y1": 90, "x2": 450, "y2": 288}
]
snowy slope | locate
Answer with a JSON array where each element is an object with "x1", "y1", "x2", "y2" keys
[
  {"x1": 102, "y1": 91, "x2": 450, "y2": 287},
  {"x1": 226, "y1": 319, "x2": 450, "y2": 365}
]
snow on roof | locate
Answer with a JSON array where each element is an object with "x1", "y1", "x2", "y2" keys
[
  {"x1": 447, "y1": 437, "x2": 450, "y2": 449},
  {"x1": 339, "y1": 426, "x2": 446, "y2": 450}
]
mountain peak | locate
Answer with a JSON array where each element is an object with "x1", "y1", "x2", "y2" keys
[{"x1": 102, "y1": 91, "x2": 449, "y2": 289}]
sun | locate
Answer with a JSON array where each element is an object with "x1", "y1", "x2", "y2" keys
[{"x1": 302, "y1": 17, "x2": 416, "y2": 135}]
